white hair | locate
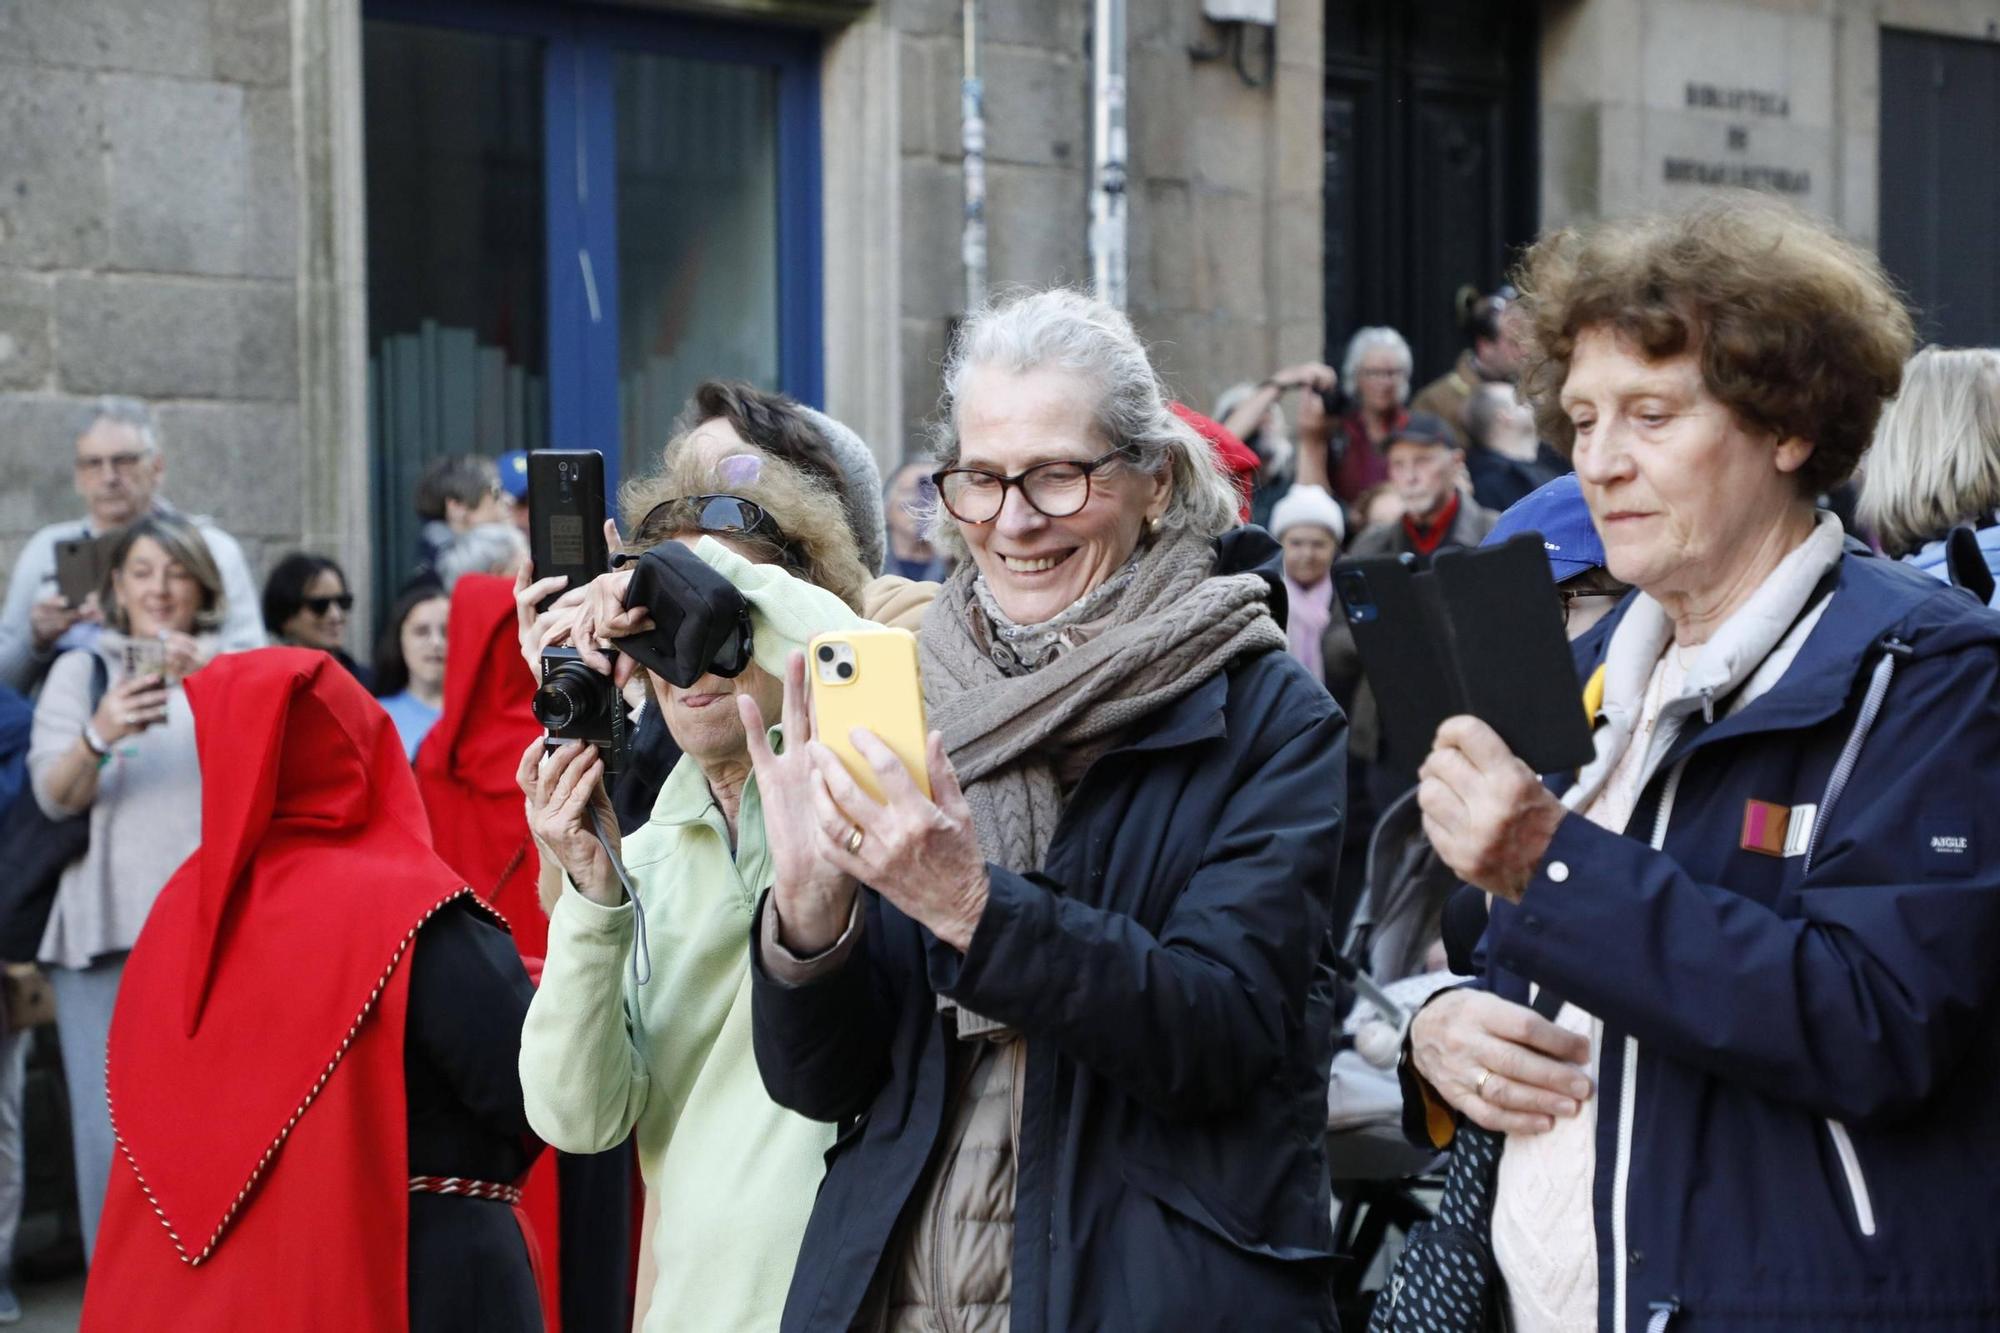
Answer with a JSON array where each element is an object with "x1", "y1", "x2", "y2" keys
[
  {"x1": 437, "y1": 522, "x2": 529, "y2": 589},
  {"x1": 1341, "y1": 326, "x2": 1414, "y2": 405},
  {"x1": 86, "y1": 396, "x2": 160, "y2": 452},
  {"x1": 1859, "y1": 347, "x2": 2000, "y2": 557},
  {"x1": 924, "y1": 287, "x2": 1240, "y2": 556}
]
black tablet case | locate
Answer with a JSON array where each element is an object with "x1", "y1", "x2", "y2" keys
[{"x1": 1333, "y1": 533, "x2": 1595, "y2": 776}]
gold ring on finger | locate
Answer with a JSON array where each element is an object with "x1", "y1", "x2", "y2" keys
[
  {"x1": 1475, "y1": 1068, "x2": 1493, "y2": 1098},
  {"x1": 845, "y1": 826, "x2": 865, "y2": 855}
]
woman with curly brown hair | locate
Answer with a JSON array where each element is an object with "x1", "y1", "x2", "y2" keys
[{"x1": 1402, "y1": 197, "x2": 2000, "y2": 1331}]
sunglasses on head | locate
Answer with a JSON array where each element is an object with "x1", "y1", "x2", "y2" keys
[
  {"x1": 304, "y1": 594, "x2": 354, "y2": 615},
  {"x1": 618, "y1": 494, "x2": 794, "y2": 566}
]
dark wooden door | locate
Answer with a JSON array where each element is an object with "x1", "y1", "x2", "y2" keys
[
  {"x1": 1323, "y1": 0, "x2": 1539, "y2": 382},
  {"x1": 1879, "y1": 28, "x2": 2000, "y2": 347}
]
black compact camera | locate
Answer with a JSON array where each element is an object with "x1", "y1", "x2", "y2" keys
[{"x1": 535, "y1": 646, "x2": 629, "y2": 765}]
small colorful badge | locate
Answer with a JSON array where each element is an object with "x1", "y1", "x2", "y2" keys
[{"x1": 1740, "y1": 799, "x2": 1792, "y2": 857}]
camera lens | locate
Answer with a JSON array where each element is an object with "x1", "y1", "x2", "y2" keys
[
  {"x1": 532, "y1": 679, "x2": 582, "y2": 731},
  {"x1": 836, "y1": 661, "x2": 854, "y2": 681},
  {"x1": 817, "y1": 644, "x2": 836, "y2": 662},
  {"x1": 533, "y1": 659, "x2": 607, "y2": 733}
]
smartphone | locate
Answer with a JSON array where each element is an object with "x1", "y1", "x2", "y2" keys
[
  {"x1": 55, "y1": 535, "x2": 116, "y2": 608},
  {"x1": 1333, "y1": 535, "x2": 1593, "y2": 776},
  {"x1": 527, "y1": 450, "x2": 610, "y2": 613},
  {"x1": 808, "y1": 628, "x2": 932, "y2": 803},
  {"x1": 120, "y1": 636, "x2": 167, "y2": 684}
]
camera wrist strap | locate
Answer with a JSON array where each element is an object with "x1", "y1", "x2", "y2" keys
[{"x1": 588, "y1": 803, "x2": 653, "y2": 986}]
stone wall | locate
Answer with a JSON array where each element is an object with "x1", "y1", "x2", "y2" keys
[
  {"x1": 864, "y1": 0, "x2": 1325, "y2": 460},
  {"x1": 0, "y1": 0, "x2": 303, "y2": 586},
  {"x1": 1539, "y1": 0, "x2": 2000, "y2": 239}
]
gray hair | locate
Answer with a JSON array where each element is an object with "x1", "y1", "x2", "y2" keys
[
  {"x1": 86, "y1": 396, "x2": 160, "y2": 452},
  {"x1": 924, "y1": 287, "x2": 1240, "y2": 555},
  {"x1": 1859, "y1": 347, "x2": 2000, "y2": 556},
  {"x1": 1341, "y1": 326, "x2": 1414, "y2": 404},
  {"x1": 436, "y1": 522, "x2": 530, "y2": 589}
]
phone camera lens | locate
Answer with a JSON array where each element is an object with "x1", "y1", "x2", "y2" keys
[
  {"x1": 817, "y1": 644, "x2": 836, "y2": 662},
  {"x1": 836, "y1": 661, "x2": 854, "y2": 681}
]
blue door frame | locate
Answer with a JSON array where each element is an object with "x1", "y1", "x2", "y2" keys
[{"x1": 364, "y1": 0, "x2": 823, "y2": 498}]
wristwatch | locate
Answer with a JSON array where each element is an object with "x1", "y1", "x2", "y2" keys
[{"x1": 81, "y1": 722, "x2": 111, "y2": 757}]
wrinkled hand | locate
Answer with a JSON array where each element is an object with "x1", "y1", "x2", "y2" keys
[
  {"x1": 568, "y1": 569, "x2": 649, "y2": 687},
  {"x1": 739, "y1": 652, "x2": 857, "y2": 954},
  {"x1": 1418, "y1": 715, "x2": 1568, "y2": 903},
  {"x1": 516, "y1": 738, "x2": 619, "y2": 907},
  {"x1": 808, "y1": 729, "x2": 987, "y2": 952},
  {"x1": 514, "y1": 565, "x2": 590, "y2": 678},
  {"x1": 94, "y1": 674, "x2": 169, "y2": 743},
  {"x1": 160, "y1": 631, "x2": 211, "y2": 682},
  {"x1": 30, "y1": 593, "x2": 81, "y2": 649},
  {"x1": 1410, "y1": 988, "x2": 1593, "y2": 1135}
]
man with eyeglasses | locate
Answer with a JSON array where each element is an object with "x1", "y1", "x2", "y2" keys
[{"x1": 0, "y1": 398, "x2": 265, "y2": 691}]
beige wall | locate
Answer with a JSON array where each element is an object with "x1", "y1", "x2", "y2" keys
[{"x1": 1540, "y1": 0, "x2": 2000, "y2": 240}]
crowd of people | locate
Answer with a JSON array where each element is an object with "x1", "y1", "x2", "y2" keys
[{"x1": 0, "y1": 193, "x2": 1994, "y2": 1332}]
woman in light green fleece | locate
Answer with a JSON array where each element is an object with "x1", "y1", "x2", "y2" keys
[{"x1": 516, "y1": 449, "x2": 878, "y2": 1332}]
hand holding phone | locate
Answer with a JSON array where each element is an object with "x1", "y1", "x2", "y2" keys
[
  {"x1": 808, "y1": 629, "x2": 931, "y2": 802},
  {"x1": 94, "y1": 671, "x2": 170, "y2": 744}
]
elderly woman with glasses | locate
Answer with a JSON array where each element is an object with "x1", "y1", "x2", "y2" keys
[
  {"x1": 744, "y1": 288, "x2": 1347, "y2": 1331},
  {"x1": 515, "y1": 445, "x2": 883, "y2": 1333}
]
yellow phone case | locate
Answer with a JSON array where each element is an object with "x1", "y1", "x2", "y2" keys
[{"x1": 808, "y1": 627, "x2": 932, "y2": 803}]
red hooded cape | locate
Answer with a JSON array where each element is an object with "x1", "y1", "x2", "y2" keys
[
  {"x1": 414, "y1": 574, "x2": 547, "y2": 959},
  {"x1": 83, "y1": 649, "x2": 511, "y2": 1333},
  {"x1": 411, "y1": 574, "x2": 561, "y2": 1330}
]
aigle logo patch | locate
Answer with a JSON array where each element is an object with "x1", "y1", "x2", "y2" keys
[{"x1": 1920, "y1": 815, "x2": 1975, "y2": 877}]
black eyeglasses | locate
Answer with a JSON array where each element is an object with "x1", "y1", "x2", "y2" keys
[
  {"x1": 303, "y1": 594, "x2": 354, "y2": 615},
  {"x1": 932, "y1": 447, "x2": 1135, "y2": 524},
  {"x1": 619, "y1": 494, "x2": 795, "y2": 566},
  {"x1": 1558, "y1": 587, "x2": 1622, "y2": 629}
]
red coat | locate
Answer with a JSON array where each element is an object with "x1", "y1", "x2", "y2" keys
[{"x1": 84, "y1": 650, "x2": 518, "y2": 1332}]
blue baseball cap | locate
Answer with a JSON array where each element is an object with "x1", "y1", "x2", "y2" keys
[
  {"x1": 1483, "y1": 472, "x2": 1605, "y2": 582},
  {"x1": 496, "y1": 450, "x2": 530, "y2": 502}
]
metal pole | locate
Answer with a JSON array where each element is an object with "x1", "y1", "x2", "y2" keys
[
  {"x1": 960, "y1": 0, "x2": 988, "y2": 312},
  {"x1": 1089, "y1": 0, "x2": 1129, "y2": 309}
]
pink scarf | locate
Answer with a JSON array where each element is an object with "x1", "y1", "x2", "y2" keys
[{"x1": 1283, "y1": 575, "x2": 1334, "y2": 682}]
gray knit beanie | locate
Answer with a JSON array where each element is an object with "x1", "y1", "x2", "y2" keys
[{"x1": 798, "y1": 406, "x2": 887, "y2": 575}]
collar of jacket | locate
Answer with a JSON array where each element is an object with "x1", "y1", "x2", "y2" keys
[{"x1": 1573, "y1": 539, "x2": 2000, "y2": 761}]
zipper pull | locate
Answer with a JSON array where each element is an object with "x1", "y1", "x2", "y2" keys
[{"x1": 1646, "y1": 1297, "x2": 1684, "y2": 1333}]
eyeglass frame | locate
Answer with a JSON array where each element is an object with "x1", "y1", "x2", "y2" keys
[
  {"x1": 931, "y1": 446, "x2": 1138, "y2": 524},
  {"x1": 74, "y1": 449, "x2": 157, "y2": 475},
  {"x1": 1557, "y1": 585, "x2": 1624, "y2": 629}
]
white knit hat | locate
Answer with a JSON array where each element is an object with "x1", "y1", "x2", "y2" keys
[{"x1": 1269, "y1": 484, "x2": 1347, "y2": 544}]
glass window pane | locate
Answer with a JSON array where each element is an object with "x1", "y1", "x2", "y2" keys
[
  {"x1": 615, "y1": 53, "x2": 780, "y2": 477},
  {"x1": 364, "y1": 21, "x2": 546, "y2": 600}
]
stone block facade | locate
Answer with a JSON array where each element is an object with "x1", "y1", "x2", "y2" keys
[
  {"x1": 0, "y1": 0, "x2": 299, "y2": 588},
  {"x1": 1, "y1": 0, "x2": 1995, "y2": 635}
]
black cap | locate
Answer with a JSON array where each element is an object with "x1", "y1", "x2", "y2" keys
[{"x1": 1387, "y1": 411, "x2": 1456, "y2": 450}]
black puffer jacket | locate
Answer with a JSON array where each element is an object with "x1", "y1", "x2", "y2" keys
[{"x1": 751, "y1": 530, "x2": 1347, "y2": 1332}]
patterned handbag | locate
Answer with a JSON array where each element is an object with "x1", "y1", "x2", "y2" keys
[{"x1": 1367, "y1": 1120, "x2": 1507, "y2": 1332}]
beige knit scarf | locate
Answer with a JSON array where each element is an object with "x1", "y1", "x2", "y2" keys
[{"x1": 921, "y1": 523, "x2": 1286, "y2": 884}]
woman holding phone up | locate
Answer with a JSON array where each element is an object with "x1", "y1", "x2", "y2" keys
[
  {"x1": 27, "y1": 512, "x2": 225, "y2": 1261},
  {"x1": 745, "y1": 288, "x2": 1347, "y2": 1332}
]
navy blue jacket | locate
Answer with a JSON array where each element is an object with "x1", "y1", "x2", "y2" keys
[
  {"x1": 1478, "y1": 550, "x2": 2000, "y2": 1330},
  {"x1": 750, "y1": 535, "x2": 1347, "y2": 1332}
]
